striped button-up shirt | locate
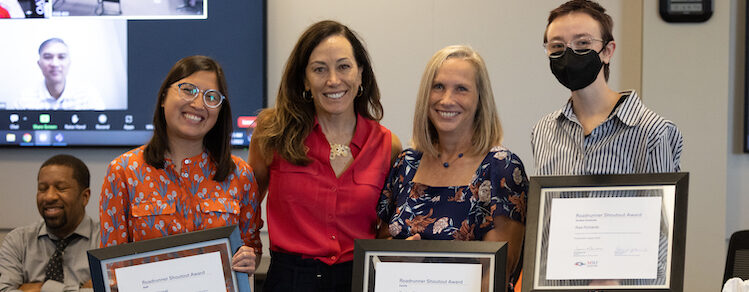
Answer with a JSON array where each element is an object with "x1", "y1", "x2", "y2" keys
[
  {"x1": 530, "y1": 90, "x2": 683, "y2": 288},
  {"x1": 531, "y1": 90, "x2": 683, "y2": 176}
]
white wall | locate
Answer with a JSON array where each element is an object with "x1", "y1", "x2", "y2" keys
[
  {"x1": 727, "y1": 0, "x2": 749, "y2": 242},
  {"x1": 641, "y1": 0, "x2": 731, "y2": 290},
  {"x1": 0, "y1": 1, "x2": 738, "y2": 290}
]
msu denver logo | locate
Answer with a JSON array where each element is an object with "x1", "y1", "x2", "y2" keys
[{"x1": 574, "y1": 260, "x2": 598, "y2": 267}]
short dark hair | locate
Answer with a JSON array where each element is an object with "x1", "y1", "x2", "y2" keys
[
  {"x1": 544, "y1": 0, "x2": 614, "y2": 80},
  {"x1": 38, "y1": 38, "x2": 67, "y2": 55},
  {"x1": 144, "y1": 55, "x2": 236, "y2": 181},
  {"x1": 40, "y1": 154, "x2": 90, "y2": 189}
]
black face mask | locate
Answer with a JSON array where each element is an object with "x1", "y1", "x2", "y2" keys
[{"x1": 549, "y1": 47, "x2": 604, "y2": 91}]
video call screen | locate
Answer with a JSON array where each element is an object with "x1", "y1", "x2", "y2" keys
[{"x1": 0, "y1": 0, "x2": 265, "y2": 147}]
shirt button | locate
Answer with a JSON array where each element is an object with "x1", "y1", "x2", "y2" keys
[
  {"x1": 182, "y1": 173, "x2": 188, "y2": 178},
  {"x1": 331, "y1": 235, "x2": 336, "y2": 240},
  {"x1": 331, "y1": 256, "x2": 337, "y2": 261},
  {"x1": 331, "y1": 187, "x2": 337, "y2": 192}
]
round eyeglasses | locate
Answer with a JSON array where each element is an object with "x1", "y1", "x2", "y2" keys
[
  {"x1": 176, "y1": 82, "x2": 225, "y2": 108},
  {"x1": 544, "y1": 37, "x2": 605, "y2": 58}
]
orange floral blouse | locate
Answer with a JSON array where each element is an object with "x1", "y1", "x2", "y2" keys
[{"x1": 99, "y1": 146, "x2": 262, "y2": 251}]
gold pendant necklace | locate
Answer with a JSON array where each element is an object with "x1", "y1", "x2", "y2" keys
[{"x1": 330, "y1": 143, "x2": 351, "y2": 160}]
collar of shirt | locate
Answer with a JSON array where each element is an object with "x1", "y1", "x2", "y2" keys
[
  {"x1": 163, "y1": 150, "x2": 209, "y2": 167},
  {"x1": 556, "y1": 90, "x2": 643, "y2": 128},
  {"x1": 38, "y1": 215, "x2": 94, "y2": 241},
  {"x1": 37, "y1": 80, "x2": 66, "y2": 105},
  {"x1": 311, "y1": 113, "x2": 370, "y2": 154}
]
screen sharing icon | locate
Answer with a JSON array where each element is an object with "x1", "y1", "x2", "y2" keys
[{"x1": 39, "y1": 114, "x2": 50, "y2": 124}]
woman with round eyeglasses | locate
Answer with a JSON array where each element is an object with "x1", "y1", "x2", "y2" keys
[{"x1": 100, "y1": 55, "x2": 263, "y2": 276}]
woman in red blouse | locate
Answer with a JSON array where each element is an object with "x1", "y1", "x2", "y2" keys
[
  {"x1": 99, "y1": 56, "x2": 262, "y2": 275},
  {"x1": 249, "y1": 20, "x2": 401, "y2": 291}
]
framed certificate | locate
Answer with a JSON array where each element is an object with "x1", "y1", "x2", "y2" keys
[
  {"x1": 522, "y1": 173, "x2": 689, "y2": 292},
  {"x1": 352, "y1": 239, "x2": 507, "y2": 292},
  {"x1": 87, "y1": 225, "x2": 250, "y2": 292}
]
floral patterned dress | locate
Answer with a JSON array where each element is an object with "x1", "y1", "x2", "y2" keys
[
  {"x1": 99, "y1": 146, "x2": 263, "y2": 250},
  {"x1": 377, "y1": 146, "x2": 528, "y2": 240}
]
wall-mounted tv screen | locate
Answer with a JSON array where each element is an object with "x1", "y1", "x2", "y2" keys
[{"x1": 0, "y1": 0, "x2": 265, "y2": 147}]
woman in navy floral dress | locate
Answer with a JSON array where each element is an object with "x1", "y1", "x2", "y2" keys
[{"x1": 377, "y1": 45, "x2": 528, "y2": 291}]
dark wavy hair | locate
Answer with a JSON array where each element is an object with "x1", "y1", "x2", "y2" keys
[
  {"x1": 144, "y1": 55, "x2": 235, "y2": 181},
  {"x1": 544, "y1": 0, "x2": 614, "y2": 81},
  {"x1": 254, "y1": 20, "x2": 382, "y2": 165}
]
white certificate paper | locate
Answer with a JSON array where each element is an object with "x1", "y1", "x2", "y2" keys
[
  {"x1": 545, "y1": 197, "x2": 661, "y2": 280},
  {"x1": 114, "y1": 251, "x2": 227, "y2": 292},
  {"x1": 374, "y1": 262, "x2": 482, "y2": 292}
]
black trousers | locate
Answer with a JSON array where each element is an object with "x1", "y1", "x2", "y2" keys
[{"x1": 263, "y1": 251, "x2": 353, "y2": 292}]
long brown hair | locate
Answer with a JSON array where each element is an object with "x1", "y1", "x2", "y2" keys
[
  {"x1": 144, "y1": 55, "x2": 235, "y2": 181},
  {"x1": 254, "y1": 20, "x2": 382, "y2": 165}
]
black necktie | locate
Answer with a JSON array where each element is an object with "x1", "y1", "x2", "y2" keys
[{"x1": 44, "y1": 235, "x2": 78, "y2": 282}]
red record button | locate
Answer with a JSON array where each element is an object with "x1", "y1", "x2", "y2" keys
[{"x1": 237, "y1": 116, "x2": 256, "y2": 128}]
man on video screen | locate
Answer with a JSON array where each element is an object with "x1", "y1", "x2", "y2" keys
[{"x1": 10, "y1": 38, "x2": 104, "y2": 110}]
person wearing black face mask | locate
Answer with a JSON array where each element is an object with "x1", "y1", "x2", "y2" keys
[
  {"x1": 532, "y1": 0, "x2": 683, "y2": 176},
  {"x1": 528, "y1": 0, "x2": 684, "y2": 290},
  {"x1": 548, "y1": 44, "x2": 605, "y2": 92}
]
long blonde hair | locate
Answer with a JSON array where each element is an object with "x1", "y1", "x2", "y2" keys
[{"x1": 411, "y1": 45, "x2": 503, "y2": 158}]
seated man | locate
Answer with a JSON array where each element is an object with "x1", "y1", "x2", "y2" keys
[{"x1": 0, "y1": 154, "x2": 99, "y2": 291}]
